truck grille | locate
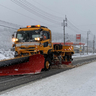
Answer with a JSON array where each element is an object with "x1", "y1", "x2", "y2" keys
[
  {"x1": 20, "y1": 47, "x2": 26, "y2": 49},
  {"x1": 27, "y1": 47, "x2": 35, "y2": 49},
  {"x1": 20, "y1": 47, "x2": 35, "y2": 49},
  {"x1": 27, "y1": 50, "x2": 34, "y2": 51}
]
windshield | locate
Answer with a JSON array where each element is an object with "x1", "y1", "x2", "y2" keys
[{"x1": 16, "y1": 30, "x2": 40, "y2": 42}]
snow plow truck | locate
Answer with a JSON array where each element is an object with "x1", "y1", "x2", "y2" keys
[{"x1": 0, "y1": 25, "x2": 74, "y2": 76}]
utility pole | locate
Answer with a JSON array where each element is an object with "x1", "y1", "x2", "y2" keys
[
  {"x1": 80, "y1": 34, "x2": 81, "y2": 55},
  {"x1": 93, "y1": 35, "x2": 95, "y2": 54},
  {"x1": 62, "y1": 15, "x2": 67, "y2": 45},
  {"x1": 87, "y1": 30, "x2": 90, "y2": 54}
]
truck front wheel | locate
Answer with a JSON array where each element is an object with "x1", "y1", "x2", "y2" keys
[{"x1": 44, "y1": 58, "x2": 50, "y2": 71}]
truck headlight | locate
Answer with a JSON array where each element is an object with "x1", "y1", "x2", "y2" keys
[
  {"x1": 35, "y1": 37, "x2": 40, "y2": 41},
  {"x1": 12, "y1": 38, "x2": 18, "y2": 42}
]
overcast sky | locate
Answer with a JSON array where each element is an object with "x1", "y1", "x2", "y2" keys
[{"x1": 0, "y1": 0, "x2": 96, "y2": 40}]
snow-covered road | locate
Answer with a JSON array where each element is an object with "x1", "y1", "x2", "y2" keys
[{"x1": 1, "y1": 60, "x2": 96, "y2": 96}]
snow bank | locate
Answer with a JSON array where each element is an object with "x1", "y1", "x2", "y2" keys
[
  {"x1": 73, "y1": 53, "x2": 96, "y2": 58},
  {"x1": 1, "y1": 61, "x2": 96, "y2": 96},
  {"x1": 0, "y1": 49, "x2": 14, "y2": 60}
]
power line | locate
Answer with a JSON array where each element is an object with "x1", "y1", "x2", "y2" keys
[
  {"x1": 67, "y1": 20, "x2": 86, "y2": 33},
  {"x1": 0, "y1": 19, "x2": 22, "y2": 30},
  {"x1": 0, "y1": 3, "x2": 60, "y2": 27},
  {"x1": 0, "y1": 19, "x2": 21, "y2": 27},
  {"x1": 10, "y1": 0, "x2": 96, "y2": 35},
  {"x1": 32, "y1": 0, "x2": 65, "y2": 18},
  {"x1": 31, "y1": 0, "x2": 96, "y2": 36},
  {"x1": 2, "y1": 0, "x2": 93, "y2": 36},
  {"x1": 11, "y1": 0, "x2": 61, "y2": 24},
  {"x1": 67, "y1": 19, "x2": 95, "y2": 37},
  {"x1": 67, "y1": 25, "x2": 86, "y2": 34},
  {"x1": 0, "y1": 3, "x2": 44, "y2": 24},
  {"x1": 23, "y1": 0, "x2": 63, "y2": 20},
  {"x1": 0, "y1": 24, "x2": 18, "y2": 30},
  {"x1": 20, "y1": 0, "x2": 62, "y2": 22}
]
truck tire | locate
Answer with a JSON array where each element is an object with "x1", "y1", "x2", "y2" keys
[
  {"x1": 44, "y1": 58, "x2": 50, "y2": 71},
  {"x1": 54, "y1": 44, "x2": 62, "y2": 50}
]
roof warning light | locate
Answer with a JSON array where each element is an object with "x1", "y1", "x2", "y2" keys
[
  {"x1": 36, "y1": 25, "x2": 41, "y2": 27},
  {"x1": 27, "y1": 25, "x2": 31, "y2": 28}
]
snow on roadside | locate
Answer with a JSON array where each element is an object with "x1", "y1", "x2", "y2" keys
[
  {"x1": 0, "y1": 49, "x2": 14, "y2": 61},
  {"x1": 1, "y1": 61, "x2": 96, "y2": 96},
  {"x1": 0, "y1": 48, "x2": 96, "y2": 61},
  {"x1": 73, "y1": 53, "x2": 96, "y2": 58},
  {"x1": 0, "y1": 54, "x2": 9, "y2": 60}
]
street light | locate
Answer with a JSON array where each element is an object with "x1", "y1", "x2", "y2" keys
[
  {"x1": 87, "y1": 30, "x2": 90, "y2": 54},
  {"x1": 62, "y1": 15, "x2": 67, "y2": 45}
]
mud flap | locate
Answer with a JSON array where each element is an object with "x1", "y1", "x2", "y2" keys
[
  {"x1": 51, "y1": 61, "x2": 72, "y2": 69},
  {"x1": 62, "y1": 61, "x2": 71, "y2": 65},
  {"x1": 0, "y1": 54, "x2": 44, "y2": 76},
  {"x1": 52, "y1": 61, "x2": 71, "y2": 65}
]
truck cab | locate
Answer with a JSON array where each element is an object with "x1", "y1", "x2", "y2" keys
[{"x1": 12, "y1": 25, "x2": 53, "y2": 57}]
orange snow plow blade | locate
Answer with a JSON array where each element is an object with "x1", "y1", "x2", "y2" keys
[{"x1": 0, "y1": 54, "x2": 44, "y2": 76}]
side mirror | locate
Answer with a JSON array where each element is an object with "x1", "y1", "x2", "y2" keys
[
  {"x1": 12, "y1": 34, "x2": 14, "y2": 38},
  {"x1": 40, "y1": 36, "x2": 43, "y2": 41},
  {"x1": 40, "y1": 31, "x2": 43, "y2": 41}
]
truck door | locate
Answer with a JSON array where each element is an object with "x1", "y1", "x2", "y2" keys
[{"x1": 42, "y1": 31, "x2": 52, "y2": 53}]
